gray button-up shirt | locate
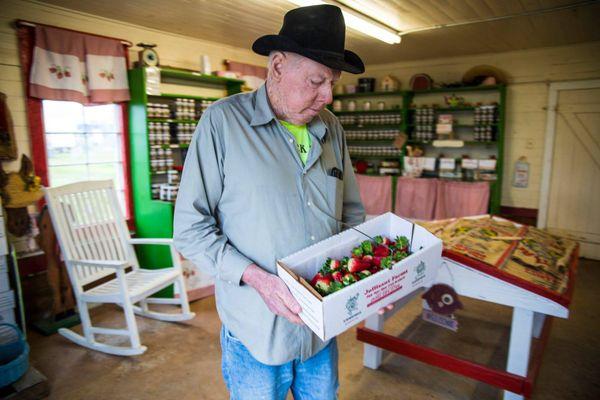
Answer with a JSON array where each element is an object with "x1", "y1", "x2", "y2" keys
[{"x1": 173, "y1": 84, "x2": 365, "y2": 365}]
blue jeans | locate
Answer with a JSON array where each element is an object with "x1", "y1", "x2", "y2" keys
[{"x1": 220, "y1": 326, "x2": 339, "y2": 400}]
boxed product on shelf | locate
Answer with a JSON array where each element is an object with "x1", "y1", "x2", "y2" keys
[
  {"x1": 438, "y1": 114, "x2": 453, "y2": 124},
  {"x1": 438, "y1": 157, "x2": 457, "y2": 179},
  {"x1": 461, "y1": 158, "x2": 478, "y2": 170},
  {"x1": 477, "y1": 158, "x2": 498, "y2": 181},
  {"x1": 403, "y1": 156, "x2": 436, "y2": 177},
  {"x1": 277, "y1": 212, "x2": 443, "y2": 341}
]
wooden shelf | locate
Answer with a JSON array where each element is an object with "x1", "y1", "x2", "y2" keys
[
  {"x1": 343, "y1": 124, "x2": 402, "y2": 130},
  {"x1": 348, "y1": 155, "x2": 402, "y2": 159},
  {"x1": 150, "y1": 93, "x2": 220, "y2": 101},
  {"x1": 148, "y1": 118, "x2": 197, "y2": 124},
  {"x1": 129, "y1": 66, "x2": 243, "y2": 289},
  {"x1": 159, "y1": 67, "x2": 245, "y2": 85},
  {"x1": 347, "y1": 139, "x2": 396, "y2": 144},
  {"x1": 407, "y1": 123, "x2": 498, "y2": 128},
  {"x1": 407, "y1": 140, "x2": 497, "y2": 145},
  {"x1": 333, "y1": 90, "x2": 408, "y2": 99},
  {"x1": 334, "y1": 109, "x2": 403, "y2": 115},
  {"x1": 409, "y1": 106, "x2": 476, "y2": 111},
  {"x1": 412, "y1": 84, "x2": 505, "y2": 94}
]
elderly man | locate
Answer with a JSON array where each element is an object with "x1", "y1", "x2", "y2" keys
[{"x1": 174, "y1": 4, "x2": 365, "y2": 399}]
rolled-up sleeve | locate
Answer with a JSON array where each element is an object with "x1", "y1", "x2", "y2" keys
[{"x1": 173, "y1": 107, "x2": 252, "y2": 286}]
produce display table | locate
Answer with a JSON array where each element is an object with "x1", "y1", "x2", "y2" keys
[{"x1": 357, "y1": 216, "x2": 578, "y2": 400}]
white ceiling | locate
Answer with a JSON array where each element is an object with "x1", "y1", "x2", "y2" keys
[{"x1": 36, "y1": 0, "x2": 600, "y2": 65}]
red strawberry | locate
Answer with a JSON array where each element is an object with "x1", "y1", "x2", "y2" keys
[
  {"x1": 57, "y1": 72, "x2": 63, "y2": 79},
  {"x1": 358, "y1": 270, "x2": 372, "y2": 280},
  {"x1": 49, "y1": 67, "x2": 57, "y2": 73},
  {"x1": 373, "y1": 256, "x2": 382, "y2": 267},
  {"x1": 315, "y1": 276, "x2": 332, "y2": 294},
  {"x1": 347, "y1": 258, "x2": 369, "y2": 273},
  {"x1": 332, "y1": 271, "x2": 343, "y2": 283},
  {"x1": 329, "y1": 259, "x2": 341, "y2": 271},
  {"x1": 100, "y1": 72, "x2": 106, "y2": 78},
  {"x1": 310, "y1": 272, "x2": 325, "y2": 286},
  {"x1": 373, "y1": 245, "x2": 390, "y2": 257},
  {"x1": 342, "y1": 273, "x2": 357, "y2": 286},
  {"x1": 370, "y1": 264, "x2": 382, "y2": 273},
  {"x1": 362, "y1": 255, "x2": 373, "y2": 266},
  {"x1": 65, "y1": 71, "x2": 71, "y2": 77}
]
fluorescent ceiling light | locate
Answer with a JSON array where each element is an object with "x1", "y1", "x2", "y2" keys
[{"x1": 287, "y1": 0, "x2": 401, "y2": 44}]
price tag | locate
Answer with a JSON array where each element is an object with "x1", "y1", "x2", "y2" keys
[
  {"x1": 461, "y1": 159, "x2": 478, "y2": 169},
  {"x1": 422, "y1": 309, "x2": 459, "y2": 332}
]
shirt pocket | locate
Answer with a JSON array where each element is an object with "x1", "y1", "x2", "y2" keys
[{"x1": 326, "y1": 175, "x2": 344, "y2": 222}]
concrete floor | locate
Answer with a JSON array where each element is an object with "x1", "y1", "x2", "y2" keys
[{"x1": 28, "y1": 258, "x2": 599, "y2": 400}]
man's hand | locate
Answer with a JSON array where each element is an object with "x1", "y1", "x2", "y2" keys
[{"x1": 242, "y1": 264, "x2": 304, "y2": 325}]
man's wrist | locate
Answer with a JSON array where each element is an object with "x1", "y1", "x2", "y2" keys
[{"x1": 241, "y1": 263, "x2": 268, "y2": 289}]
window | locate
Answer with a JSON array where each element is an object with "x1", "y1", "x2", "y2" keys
[{"x1": 42, "y1": 100, "x2": 129, "y2": 217}]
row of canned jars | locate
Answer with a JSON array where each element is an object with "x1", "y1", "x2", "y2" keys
[
  {"x1": 348, "y1": 146, "x2": 402, "y2": 157},
  {"x1": 345, "y1": 130, "x2": 400, "y2": 140},
  {"x1": 339, "y1": 114, "x2": 402, "y2": 126}
]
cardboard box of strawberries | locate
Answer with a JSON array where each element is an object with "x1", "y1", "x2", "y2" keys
[
  {"x1": 277, "y1": 212, "x2": 443, "y2": 341},
  {"x1": 310, "y1": 235, "x2": 411, "y2": 296}
]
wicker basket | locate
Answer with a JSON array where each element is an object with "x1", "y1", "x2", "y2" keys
[{"x1": 0, "y1": 323, "x2": 29, "y2": 387}]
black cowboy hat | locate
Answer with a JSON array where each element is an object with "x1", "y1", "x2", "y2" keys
[{"x1": 252, "y1": 4, "x2": 365, "y2": 74}]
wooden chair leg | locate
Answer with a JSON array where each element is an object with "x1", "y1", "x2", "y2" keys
[
  {"x1": 139, "y1": 299, "x2": 150, "y2": 313},
  {"x1": 77, "y1": 298, "x2": 95, "y2": 344},
  {"x1": 121, "y1": 298, "x2": 142, "y2": 349},
  {"x1": 176, "y1": 275, "x2": 192, "y2": 316}
]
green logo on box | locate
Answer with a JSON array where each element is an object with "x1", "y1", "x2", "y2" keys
[
  {"x1": 412, "y1": 261, "x2": 426, "y2": 286},
  {"x1": 346, "y1": 293, "x2": 359, "y2": 316},
  {"x1": 417, "y1": 261, "x2": 426, "y2": 275}
]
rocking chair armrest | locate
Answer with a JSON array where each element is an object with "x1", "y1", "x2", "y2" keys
[
  {"x1": 128, "y1": 238, "x2": 174, "y2": 246},
  {"x1": 73, "y1": 259, "x2": 130, "y2": 269}
]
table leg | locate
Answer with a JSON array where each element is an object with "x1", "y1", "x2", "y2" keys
[
  {"x1": 363, "y1": 312, "x2": 384, "y2": 369},
  {"x1": 503, "y1": 307, "x2": 534, "y2": 400},
  {"x1": 532, "y1": 312, "x2": 546, "y2": 339},
  {"x1": 361, "y1": 289, "x2": 423, "y2": 369}
]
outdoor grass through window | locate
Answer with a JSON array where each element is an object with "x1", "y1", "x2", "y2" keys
[{"x1": 42, "y1": 100, "x2": 128, "y2": 216}]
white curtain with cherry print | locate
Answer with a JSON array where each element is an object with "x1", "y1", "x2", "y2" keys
[{"x1": 29, "y1": 25, "x2": 129, "y2": 104}]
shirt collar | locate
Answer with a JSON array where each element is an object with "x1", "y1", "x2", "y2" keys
[
  {"x1": 250, "y1": 84, "x2": 276, "y2": 127},
  {"x1": 250, "y1": 83, "x2": 328, "y2": 142},
  {"x1": 307, "y1": 113, "x2": 327, "y2": 142}
]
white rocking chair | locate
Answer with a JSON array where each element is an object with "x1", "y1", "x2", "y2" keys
[{"x1": 44, "y1": 180, "x2": 195, "y2": 356}]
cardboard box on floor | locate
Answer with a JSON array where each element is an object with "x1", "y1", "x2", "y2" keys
[{"x1": 277, "y1": 212, "x2": 443, "y2": 341}]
